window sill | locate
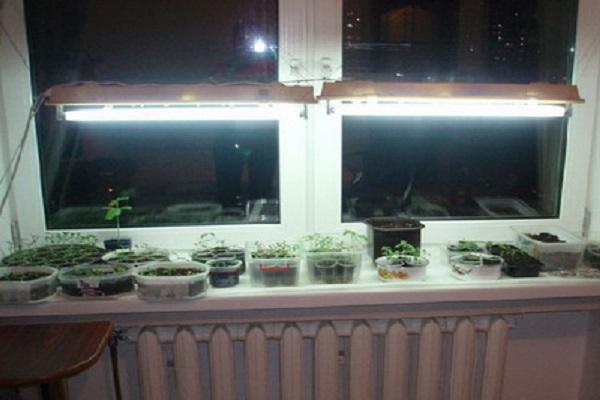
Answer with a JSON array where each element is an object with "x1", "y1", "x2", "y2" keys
[{"x1": 2, "y1": 246, "x2": 600, "y2": 319}]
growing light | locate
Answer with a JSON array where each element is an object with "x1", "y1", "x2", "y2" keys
[
  {"x1": 336, "y1": 101, "x2": 567, "y2": 118},
  {"x1": 63, "y1": 105, "x2": 295, "y2": 121}
]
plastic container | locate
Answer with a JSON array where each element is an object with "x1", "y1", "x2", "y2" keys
[
  {"x1": 446, "y1": 241, "x2": 487, "y2": 262},
  {"x1": 248, "y1": 258, "x2": 300, "y2": 287},
  {"x1": 247, "y1": 241, "x2": 300, "y2": 287},
  {"x1": 59, "y1": 264, "x2": 134, "y2": 297},
  {"x1": 0, "y1": 267, "x2": 58, "y2": 304},
  {"x1": 134, "y1": 262, "x2": 209, "y2": 300},
  {"x1": 450, "y1": 253, "x2": 502, "y2": 281},
  {"x1": 305, "y1": 252, "x2": 362, "y2": 284},
  {"x1": 486, "y1": 243, "x2": 541, "y2": 278},
  {"x1": 512, "y1": 226, "x2": 584, "y2": 273},
  {"x1": 365, "y1": 217, "x2": 424, "y2": 261},
  {"x1": 191, "y1": 246, "x2": 246, "y2": 274},
  {"x1": 102, "y1": 248, "x2": 170, "y2": 266},
  {"x1": 375, "y1": 256, "x2": 428, "y2": 281},
  {"x1": 207, "y1": 259, "x2": 241, "y2": 288},
  {"x1": 582, "y1": 242, "x2": 600, "y2": 270}
]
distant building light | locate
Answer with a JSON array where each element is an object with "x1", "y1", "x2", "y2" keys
[
  {"x1": 347, "y1": 23, "x2": 354, "y2": 28},
  {"x1": 252, "y1": 38, "x2": 267, "y2": 53}
]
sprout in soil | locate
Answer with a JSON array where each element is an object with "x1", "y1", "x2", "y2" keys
[
  {"x1": 381, "y1": 240, "x2": 421, "y2": 258},
  {"x1": 104, "y1": 196, "x2": 133, "y2": 242}
]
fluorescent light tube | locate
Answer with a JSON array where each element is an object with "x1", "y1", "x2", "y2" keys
[
  {"x1": 338, "y1": 102, "x2": 566, "y2": 118},
  {"x1": 63, "y1": 106, "x2": 293, "y2": 121}
]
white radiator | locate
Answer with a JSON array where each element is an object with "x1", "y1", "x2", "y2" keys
[{"x1": 125, "y1": 316, "x2": 513, "y2": 400}]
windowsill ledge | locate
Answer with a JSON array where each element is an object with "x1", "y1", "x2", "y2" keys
[{"x1": 2, "y1": 247, "x2": 600, "y2": 319}]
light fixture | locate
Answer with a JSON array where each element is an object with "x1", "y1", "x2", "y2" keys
[
  {"x1": 336, "y1": 101, "x2": 567, "y2": 118},
  {"x1": 47, "y1": 83, "x2": 315, "y2": 121},
  {"x1": 320, "y1": 81, "x2": 583, "y2": 118},
  {"x1": 61, "y1": 105, "x2": 296, "y2": 122}
]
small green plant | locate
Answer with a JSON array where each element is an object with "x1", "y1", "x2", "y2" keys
[
  {"x1": 303, "y1": 230, "x2": 367, "y2": 253},
  {"x1": 252, "y1": 241, "x2": 298, "y2": 259},
  {"x1": 449, "y1": 240, "x2": 482, "y2": 252},
  {"x1": 381, "y1": 240, "x2": 421, "y2": 257},
  {"x1": 104, "y1": 196, "x2": 132, "y2": 242}
]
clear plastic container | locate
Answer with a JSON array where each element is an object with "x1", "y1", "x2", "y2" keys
[
  {"x1": 445, "y1": 241, "x2": 487, "y2": 262},
  {"x1": 247, "y1": 241, "x2": 300, "y2": 287},
  {"x1": 450, "y1": 253, "x2": 503, "y2": 281},
  {"x1": 0, "y1": 267, "x2": 58, "y2": 304},
  {"x1": 375, "y1": 256, "x2": 428, "y2": 281},
  {"x1": 102, "y1": 248, "x2": 171, "y2": 266},
  {"x1": 582, "y1": 242, "x2": 600, "y2": 270},
  {"x1": 134, "y1": 262, "x2": 209, "y2": 300},
  {"x1": 59, "y1": 264, "x2": 134, "y2": 297},
  {"x1": 512, "y1": 226, "x2": 584, "y2": 273},
  {"x1": 207, "y1": 259, "x2": 241, "y2": 288},
  {"x1": 305, "y1": 252, "x2": 362, "y2": 284}
]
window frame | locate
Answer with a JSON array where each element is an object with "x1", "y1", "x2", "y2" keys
[
  {"x1": 3, "y1": 0, "x2": 600, "y2": 247},
  {"x1": 307, "y1": 0, "x2": 600, "y2": 242}
]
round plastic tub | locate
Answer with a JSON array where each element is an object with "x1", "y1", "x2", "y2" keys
[
  {"x1": 375, "y1": 256, "x2": 428, "y2": 281},
  {"x1": 59, "y1": 264, "x2": 134, "y2": 297},
  {"x1": 134, "y1": 262, "x2": 209, "y2": 300},
  {"x1": 0, "y1": 266, "x2": 58, "y2": 304}
]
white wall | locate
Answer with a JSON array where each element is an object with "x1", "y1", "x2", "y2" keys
[{"x1": 0, "y1": 0, "x2": 46, "y2": 252}]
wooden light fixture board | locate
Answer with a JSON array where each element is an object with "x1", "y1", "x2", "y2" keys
[
  {"x1": 319, "y1": 81, "x2": 584, "y2": 104},
  {"x1": 47, "y1": 82, "x2": 316, "y2": 106}
]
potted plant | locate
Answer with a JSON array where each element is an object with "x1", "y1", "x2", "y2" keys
[
  {"x1": 512, "y1": 226, "x2": 584, "y2": 274},
  {"x1": 364, "y1": 217, "x2": 425, "y2": 261},
  {"x1": 134, "y1": 261, "x2": 209, "y2": 300},
  {"x1": 302, "y1": 230, "x2": 366, "y2": 284},
  {"x1": 446, "y1": 240, "x2": 486, "y2": 261},
  {"x1": 207, "y1": 258, "x2": 242, "y2": 288},
  {"x1": 2, "y1": 233, "x2": 105, "y2": 269},
  {"x1": 486, "y1": 242, "x2": 542, "y2": 278},
  {"x1": 0, "y1": 266, "x2": 58, "y2": 303},
  {"x1": 247, "y1": 241, "x2": 300, "y2": 287},
  {"x1": 450, "y1": 252, "x2": 503, "y2": 280},
  {"x1": 59, "y1": 263, "x2": 134, "y2": 297},
  {"x1": 375, "y1": 240, "x2": 429, "y2": 281},
  {"x1": 190, "y1": 233, "x2": 246, "y2": 274},
  {"x1": 102, "y1": 245, "x2": 170, "y2": 267},
  {"x1": 103, "y1": 196, "x2": 133, "y2": 250}
]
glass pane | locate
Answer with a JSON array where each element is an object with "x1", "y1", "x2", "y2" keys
[
  {"x1": 342, "y1": 116, "x2": 566, "y2": 221},
  {"x1": 25, "y1": 0, "x2": 278, "y2": 91},
  {"x1": 39, "y1": 114, "x2": 280, "y2": 228},
  {"x1": 343, "y1": 0, "x2": 578, "y2": 83}
]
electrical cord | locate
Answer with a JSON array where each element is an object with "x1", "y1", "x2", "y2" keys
[{"x1": 0, "y1": 91, "x2": 49, "y2": 217}]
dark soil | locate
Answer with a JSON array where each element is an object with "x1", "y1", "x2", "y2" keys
[
  {"x1": 140, "y1": 268, "x2": 205, "y2": 277},
  {"x1": 526, "y1": 232, "x2": 565, "y2": 243},
  {"x1": 0, "y1": 271, "x2": 51, "y2": 281}
]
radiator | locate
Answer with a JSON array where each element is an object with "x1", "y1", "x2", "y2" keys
[{"x1": 125, "y1": 316, "x2": 513, "y2": 400}]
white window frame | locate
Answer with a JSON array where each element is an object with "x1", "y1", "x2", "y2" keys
[
  {"x1": 3, "y1": 0, "x2": 599, "y2": 248},
  {"x1": 4, "y1": 0, "x2": 311, "y2": 249},
  {"x1": 307, "y1": 0, "x2": 600, "y2": 243}
]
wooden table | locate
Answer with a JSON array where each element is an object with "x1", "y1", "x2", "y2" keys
[{"x1": 0, "y1": 321, "x2": 119, "y2": 400}]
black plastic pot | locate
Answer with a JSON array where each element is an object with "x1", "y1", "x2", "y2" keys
[
  {"x1": 364, "y1": 217, "x2": 425, "y2": 261},
  {"x1": 104, "y1": 238, "x2": 132, "y2": 251},
  {"x1": 503, "y1": 263, "x2": 541, "y2": 278}
]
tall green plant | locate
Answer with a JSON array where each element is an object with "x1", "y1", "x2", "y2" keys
[{"x1": 104, "y1": 196, "x2": 132, "y2": 241}]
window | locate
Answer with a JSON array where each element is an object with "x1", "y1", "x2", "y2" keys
[
  {"x1": 39, "y1": 118, "x2": 280, "y2": 229},
  {"x1": 25, "y1": 0, "x2": 278, "y2": 89},
  {"x1": 9, "y1": 0, "x2": 592, "y2": 243},
  {"x1": 342, "y1": 116, "x2": 566, "y2": 221},
  {"x1": 343, "y1": 0, "x2": 578, "y2": 83},
  {"x1": 25, "y1": 0, "x2": 284, "y2": 230}
]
